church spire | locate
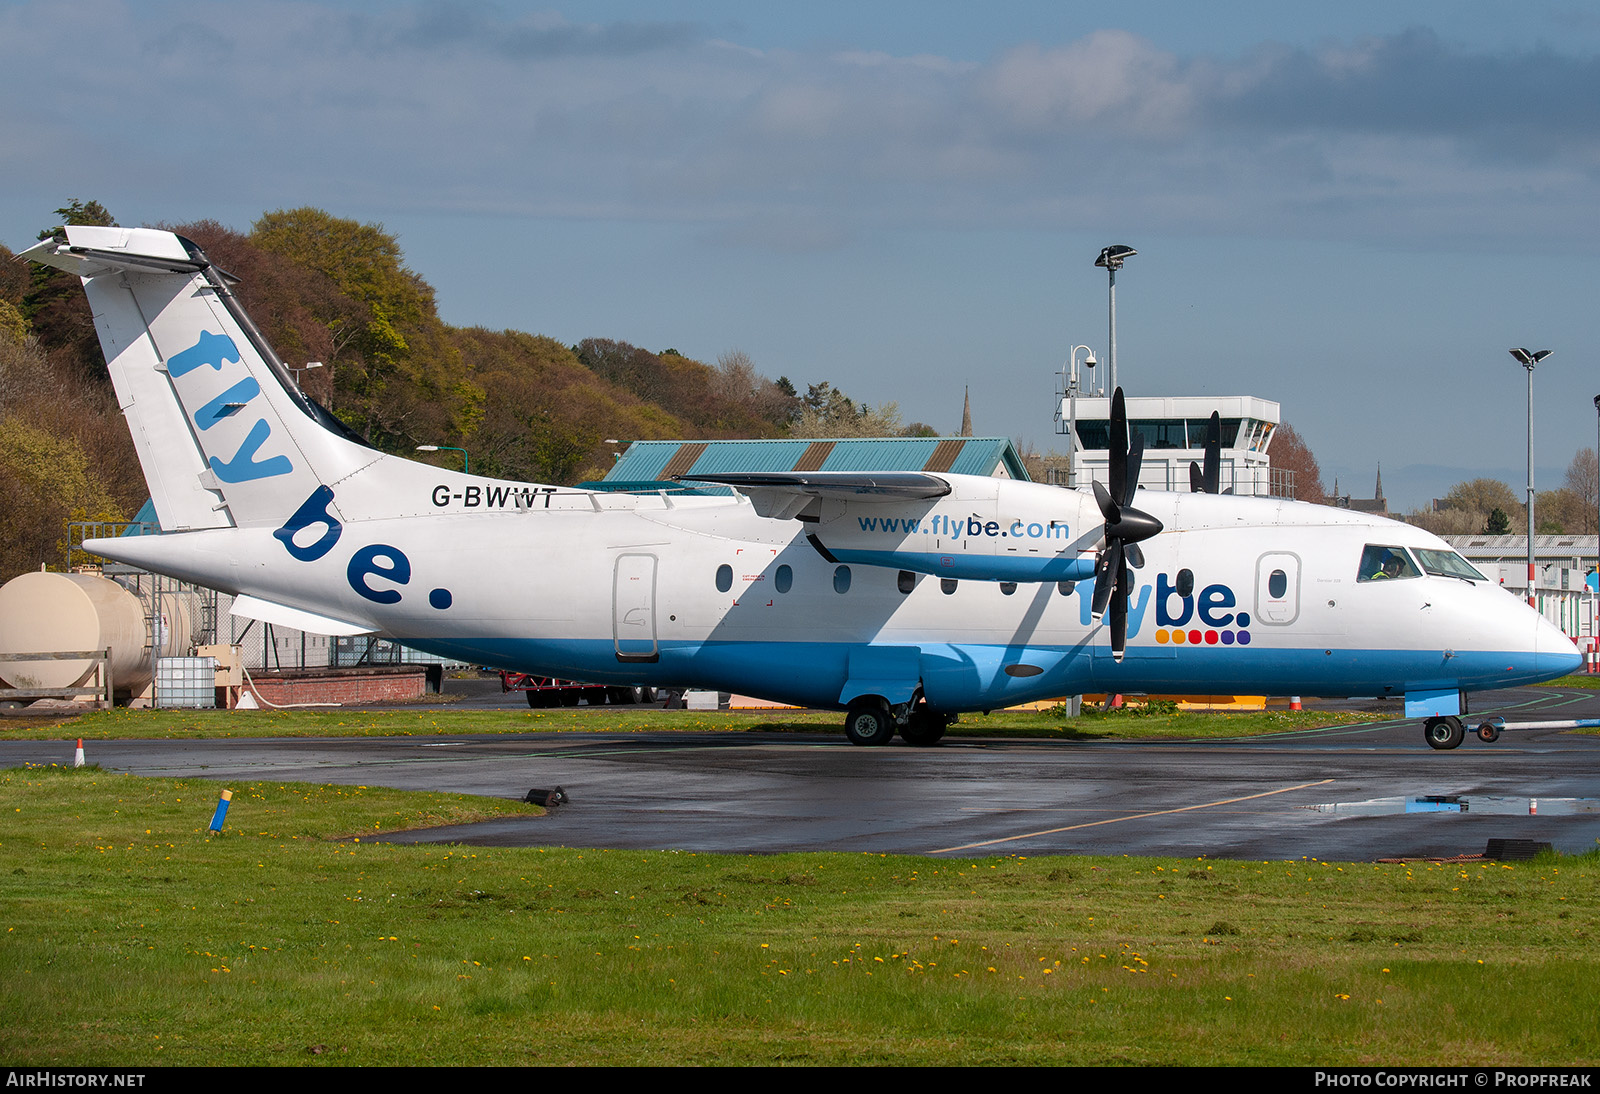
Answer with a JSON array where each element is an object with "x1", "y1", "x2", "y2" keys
[
  {"x1": 1374, "y1": 463, "x2": 1384, "y2": 502},
  {"x1": 960, "y1": 386, "x2": 972, "y2": 437}
]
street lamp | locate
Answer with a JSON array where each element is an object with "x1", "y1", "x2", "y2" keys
[
  {"x1": 287, "y1": 361, "x2": 323, "y2": 389},
  {"x1": 1064, "y1": 345, "x2": 1096, "y2": 487},
  {"x1": 1095, "y1": 245, "x2": 1137, "y2": 396},
  {"x1": 1510, "y1": 348, "x2": 1552, "y2": 608},
  {"x1": 416, "y1": 444, "x2": 469, "y2": 474},
  {"x1": 1592, "y1": 394, "x2": 1599, "y2": 661}
]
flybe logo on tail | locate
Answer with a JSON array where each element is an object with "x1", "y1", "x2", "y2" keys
[
  {"x1": 170, "y1": 331, "x2": 294, "y2": 483},
  {"x1": 274, "y1": 485, "x2": 456, "y2": 612}
]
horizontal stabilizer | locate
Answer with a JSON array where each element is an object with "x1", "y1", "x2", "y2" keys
[
  {"x1": 230, "y1": 595, "x2": 376, "y2": 636},
  {"x1": 20, "y1": 227, "x2": 208, "y2": 277}
]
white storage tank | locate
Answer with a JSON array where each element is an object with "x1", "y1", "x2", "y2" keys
[{"x1": 0, "y1": 572, "x2": 190, "y2": 697}]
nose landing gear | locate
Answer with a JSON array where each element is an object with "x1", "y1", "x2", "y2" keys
[{"x1": 1423, "y1": 716, "x2": 1465, "y2": 750}]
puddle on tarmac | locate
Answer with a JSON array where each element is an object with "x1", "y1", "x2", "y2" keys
[{"x1": 1305, "y1": 795, "x2": 1600, "y2": 816}]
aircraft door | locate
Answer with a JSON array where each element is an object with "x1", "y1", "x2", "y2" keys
[
  {"x1": 613, "y1": 553, "x2": 659, "y2": 662},
  {"x1": 1254, "y1": 552, "x2": 1301, "y2": 625}
]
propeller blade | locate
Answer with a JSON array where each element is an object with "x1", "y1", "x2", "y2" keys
[
  {"x1": 1108, "y1": 388, "x2": 1127, "y2": 504},
  {"x1": 1203, "y1": 411, "x2": 1221, "y2": 494},
  {"x1": 1092, "y1": 479, "x2": 1120, "y2": 528},
  {"x1": 1109, "y1": 559, "x2": 1129, "y2": 661},
  {"x1": 1090, "y1": 540, "x2": 1122, "y2": 621},
  {"x1": 1122, "y1": 430, "x2": 1145, "y2": 509},
  {"x1": 1190, "y1": 461, "x2": 1204, "y2": 493},
  {"x1": 1125, "y1": 542, "x2": 1145, "y2": 570}
]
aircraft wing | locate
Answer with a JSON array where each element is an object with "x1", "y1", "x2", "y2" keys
[
  {"x1": 677, "y1": 471, "x2": 951, "y2": 499},
  {"x1": 677, "y1": 471, "x2": 951, "y2": 520}
]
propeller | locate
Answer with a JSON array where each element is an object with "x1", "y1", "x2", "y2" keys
[
  {"x1": 1089, "y1": 388, "x2": 1164, "y2": 662},
  {"x1": 1189, "y1": 411, "x2": 1222, "y2": 494}
]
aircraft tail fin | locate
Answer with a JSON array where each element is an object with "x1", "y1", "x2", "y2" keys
[{"x1": 22, "y1": 226, "x2": 395, "y2": 532}]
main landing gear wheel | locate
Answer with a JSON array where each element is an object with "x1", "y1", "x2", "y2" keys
[
  {"x1": 1424, "y1": 716, "x2": 1465, "y2": 751},
  {"x1": 899, "y1": 710, "x2": 950, "y2": 747},
  {"x1": 844, "y1": 698, "x2": 895, "y2": 746}
]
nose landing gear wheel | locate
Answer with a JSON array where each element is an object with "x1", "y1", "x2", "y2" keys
[{"x1": 1424, "y1": 716, "x2": 1465, "y2": 750}]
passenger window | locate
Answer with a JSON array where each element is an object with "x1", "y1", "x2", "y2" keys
[
  {"x1": 1268, "y1": 569, "x2": 1287, "y2": 598},
  {"x1": 833, "y1": 565, "x2": 851, "y2": 594},
  {"x1": 715, "y1": 563, "x2": 732, "y2": 593},
  {"x1": 897, "y1": 570, "x2": 916, "y2": 594},
  {"x1": 1000, "y1": 582, "x2": 1017, "y2": 596},
  {"x1": 1357, "y1": 545, "x2": 1420, "y2": 582},
  {"x1": 941, "y1": 578, "x2": 958, "y2": 595},
  {"x1": 775, "y1": 565, "x2": 792, "y2": 594},
  {"x1": 1176, "y1": 568, "x2": 1194, "y2": 598}
]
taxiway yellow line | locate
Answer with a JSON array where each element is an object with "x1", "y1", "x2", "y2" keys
[{"x1": 930, "y1": 778, "x2": 1335, "y2": 854}]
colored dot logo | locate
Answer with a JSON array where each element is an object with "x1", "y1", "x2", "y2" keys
[{"x1": 1155, "y1": 627, "x2": 1251, "y2": 646}]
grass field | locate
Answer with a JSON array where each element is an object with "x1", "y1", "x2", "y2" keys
[
  {"x1": 2, "y1": 765, "x2": 1596, "y2": 1066},
  {"x1": 0, "y1": 703, "x2": 1382, "y2": 742},
  {"x1": 1534, "y1": 674, "x2": 1600, "y2": 689}
]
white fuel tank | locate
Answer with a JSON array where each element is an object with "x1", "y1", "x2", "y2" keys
[{"x1": 0, "y1": 572, "x2": 190, "y2": 695}]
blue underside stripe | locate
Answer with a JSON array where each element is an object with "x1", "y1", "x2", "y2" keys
[{"x1": 398, "y1": 637, "x2": 1581, "y2": 713}]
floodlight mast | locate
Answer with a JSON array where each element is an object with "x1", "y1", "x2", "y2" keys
[
  {"x1": 1095, "y1": 245, "x2": 1137, "y2": 397},
  {"x1": 1510, "y1": 347, "x2": 1552, "y2": 608}
]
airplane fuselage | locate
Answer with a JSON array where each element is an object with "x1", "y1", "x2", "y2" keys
[
  {"x1": 96, "y1": 474, "x2": 1577, "y2": 713},
  {"x1": 25, "y1": 223, "x2": 1578, "y2": 738}
]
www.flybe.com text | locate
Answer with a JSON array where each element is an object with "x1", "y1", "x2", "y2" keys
[{"x1": 856, "y1": 515, "x2": 1070, "y2": 539}]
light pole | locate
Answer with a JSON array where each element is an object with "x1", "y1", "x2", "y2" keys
[
  {"x1": 416, "y1": 444, "x2": 469, "y2": 474},
  {"x1": 1593, "y1": 394, "x2": 1599, "y2": 660},
  {"x1": 1095, "y1": 245, "x2": 1136, "y2": 395},
  {"x1": 1064, "y1": 345, "x2": 1096, "y2": 488},
  {"x1": 1510, "y1": 348, "x2": 1552, "y2": 608}
]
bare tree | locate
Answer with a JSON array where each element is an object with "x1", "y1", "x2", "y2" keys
[{"x1": 1563, "y1": 448, "x2": 1598, "y2": 535}]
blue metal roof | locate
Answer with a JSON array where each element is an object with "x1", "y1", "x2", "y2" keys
[{"x1": 603, "y1": 437, "x2": 1030, "y2": 483}]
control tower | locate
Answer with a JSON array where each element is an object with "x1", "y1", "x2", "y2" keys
[{"x1": 1055, "y1": 393, "x2": 1288, "y2": 497}]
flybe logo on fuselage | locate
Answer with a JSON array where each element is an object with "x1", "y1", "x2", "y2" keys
[
  {"x1": 169, "y1": 331, "x2": 293, "y2": 482},
  {"x1": 1071, "y1": 571, "x2": 1252, "y2": 647},
  {"x1": 1150, "y1": 571, "x2": 1252, "y2": 647}
]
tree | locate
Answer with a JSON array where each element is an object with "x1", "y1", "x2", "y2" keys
[
  {"x1": 1268, "y1": 423, "x2": 1325, "y2": 504},
  {"x1": 714, "y1": 349, "x2": 799, "y2": 427},
  {"x1": 575, "y1": 339, "x2": 790, "y2": 437},
  {"x1": 22, "y1": 200, "x2": 120, "y2": 384},
  {"x1": 0, "y1": 412, "x2": 124, "y2": 579},
  {"x1": 1562, "y1": 448, "x2": 1598, "y2": 535},
  {"x1": 250, "y1": 208, "x2": 474, "y2": 448},
  {"x1": 1536, "y1": 488, "x2": 1586, "y2": 535},
  {"x1": 1485, "y1": 508, "x2": 1511, "y2": 534},
  {"x1": 1405, "y1": 478, "x2": 1525, "y2": 536},
  {"x1": 791, "y1": 381, "x2": 910, "y2": 437}
]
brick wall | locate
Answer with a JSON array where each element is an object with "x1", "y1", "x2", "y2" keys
[{"x1": 242, "y1": 667, "x2": 427, "y2": 706}]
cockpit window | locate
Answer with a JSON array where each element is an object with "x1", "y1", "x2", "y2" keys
[
  {"x1": 1414, "y1": 548, "x2": 1487, "y2": 583},
  {"x1": 1358, "y1": 544, "x2": 1421, "y2": 582}
]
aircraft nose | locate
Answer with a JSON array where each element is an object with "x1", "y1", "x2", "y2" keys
[{"x1": 1534, "y1": 613, "x2": 1583, "y2": 677}]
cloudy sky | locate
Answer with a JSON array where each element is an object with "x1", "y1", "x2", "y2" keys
[{"x1": 4, "y1": 0, "x2": 1599, "y2": 510}]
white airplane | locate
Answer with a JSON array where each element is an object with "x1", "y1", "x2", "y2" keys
[{"x1": 22, "y1": 225, "x2": 1582, "y2": 750}]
